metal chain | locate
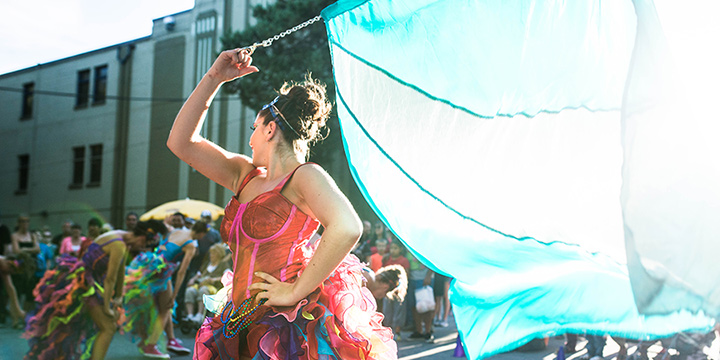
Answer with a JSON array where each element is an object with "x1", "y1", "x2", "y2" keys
[{"x1": 240, "y1": 15, "x2": 323, "y2": 54}]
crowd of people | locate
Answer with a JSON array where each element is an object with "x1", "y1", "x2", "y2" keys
[
  {"x1": 1, "y1": 205, "x2": 444, "y2": 359},
  {"x1": 0, "y1": 214, "x2": 421, "y2": 359},
  {"x1": 0, "y1": 210, "x2": 232, "y2": 358},
  {"x1": 351, "y1": 220, "x2": 453, "y2": 344}
]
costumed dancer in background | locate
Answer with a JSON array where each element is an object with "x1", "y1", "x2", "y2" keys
[
  {"x1": 167, "y1": 48, "x2": 397, "y2": 359},
  {"x1": 124, "y1": 221, "x2": 206, "y2": 358},
  {"x1": 364, "y1": 264, "x2": 408, "y2": 305},
  {"x1": 24, "y1": 220, "x2": 167, "y2": 360}
]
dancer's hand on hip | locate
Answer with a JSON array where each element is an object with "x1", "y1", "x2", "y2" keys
[{"x1": 250, "y1": 272, "x2": 302, "y2": 307}]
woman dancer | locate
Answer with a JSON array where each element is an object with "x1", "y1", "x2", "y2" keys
[
  {"x1": 124, "y1": 221, "x2": 205, "y2": 358},
  {"x1": 168, "y1": 49, "x2": 396, "y2": 359},
  {"x1": 24, "y1": 220, "x2": 167, "y2": 360}
]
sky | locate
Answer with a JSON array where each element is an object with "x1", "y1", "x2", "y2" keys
[
  {"x1": 0, "y1": 1, "x2": 716, "y2": 78},
  {"x1": 0, "y1": 0, "x2": 195, "y2": 74}
]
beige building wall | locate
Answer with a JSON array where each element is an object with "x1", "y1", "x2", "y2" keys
[{"x1": 0, "y1": 0, "x2": 255, "y2": 233}]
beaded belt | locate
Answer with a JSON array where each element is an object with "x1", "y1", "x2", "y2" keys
[{"x1": 220, "y1": 296, "x2": 267, "y2": 338}]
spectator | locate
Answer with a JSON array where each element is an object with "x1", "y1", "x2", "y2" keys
[
  {"x1": 352, "y1": 220, "x2": 373, "y2": 257},
  {"x1": 199, "y1": 210, "x2": 221, "y2": 245},
  {"x1": 184, "y1": 243, "x2": 231, "y2": 323},
  {"x1": 0, "y1": 215, "x2": 25, "y2": 328},
  {"x1": 51, "y1": 219, "x2": 73, "y2": 254},
  {"x1": 11, "y1": 215, "x2": 41, "y2": 256},
  {"x1": 368, "y1": 238, "x2": 388, "y2": 272},
  {"x1": 0, "y1": 216, "x2": 10, "y2": 257},
  {"x1": 581, "y1": 334, "x2": 606, "y2": 360},
  {"x1": 125, "y1": 211, "x2": 138, "y2": 232},
  {"x1": 195, "y1": 210, "x2": 221, "y2": 266},
  {"x1": 79, "y1": 217, "x2": 103, "y2": 257},
  {"x1": 433, "y1": 273, "x2": 451, "y2": 327},
  {"x1": 382, "y1": 240, "x2": 410, "y2": 341},
  {"x1": 87, "y1": 217, "x2": 103, "y2": 241},
  {"x1": 59, "y1": 223, "x2": 86, "y2": 257},
  {"x1": 187, "y1": 210, "x2": 222, "y2": 289},
  {"x1": 170, "y1": 212, "x2": 188, "y2": 231},
  {"x1": 356, "y1": 221, "x2": 388, "y2": 261},
  {"x1": 36, "y1": 226, "x2": 57, "y2": 274},
  {"x1": 11, "y1": 215, "x2": 41, "y2": 311},
  {"x1": 406, "y1": 249, "x2": 434, "y2": 343}
]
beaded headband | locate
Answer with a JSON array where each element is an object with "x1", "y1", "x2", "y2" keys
[{"x1": 262, "y1": 96, "x2": 302, "y2": 139}]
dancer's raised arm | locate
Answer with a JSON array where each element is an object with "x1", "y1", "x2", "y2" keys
[{"x1": 167, "y1": 49, "x2": 259, "y2": 191}]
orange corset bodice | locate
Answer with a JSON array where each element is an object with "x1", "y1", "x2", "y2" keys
[{"x1": 220, "y1": 166, "x2": 319, "y2": 305}]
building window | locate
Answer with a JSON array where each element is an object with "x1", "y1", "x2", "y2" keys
[
  {"x1": 88, "y1": 144, "x2": 103, "y2": 186},
  {"x1": 17, "y1": 154, "x2": 29, "y2": 194},
  {"x1": 76, "y1": 69, "x2": 90, "y2": 108},
  {"x1": 93, "y1": 65, "x2": 107, "y2": 104},
  {"x1": 21, "y1": 82, "x2": 34, "y2": 120},
  {"x1": 71, "y1": 146, "x2": 85, "y2": 188}
]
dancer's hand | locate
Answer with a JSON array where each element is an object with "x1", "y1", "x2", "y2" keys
[
  {"x1": 207, "y1": 49, "x2": 259, "y2": 83},
  {"x1": 250, "y1": 272, "x2": 302, "y2": 307},
  {"x1": 111, "y1": 297, "x2": 123, "y2": 309},
  {"x1": 103, "y1": 306, "x2": 116, "y2": 319}
]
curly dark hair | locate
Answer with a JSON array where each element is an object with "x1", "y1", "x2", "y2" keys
[
  {"x1": 191, "y1": 221, "x2": 208, "y2": 235},
  {"x1": 376, "y1": 264, "x2": 408, "y2": 302},
  {"x1": 134, "y1": 219, "x2": 168, "y2": 249},
  {"x1": 260, "y1": 74, "x2": 332, "y2": 157}
]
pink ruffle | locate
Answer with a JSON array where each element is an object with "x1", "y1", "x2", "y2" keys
[{"x1": 194, "y1": 253, "x2": 397, "y2": 360}]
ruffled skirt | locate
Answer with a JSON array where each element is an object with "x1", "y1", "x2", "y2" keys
[
  {"x1": 194, "y1": 254, "x2": 397, "y2": 360},
  {"x1": 123, "y1": 251, "x2": 176, "y2": 339},
  {"x1": 24, "y1": 255, "x2": 113, "y2": 360}
]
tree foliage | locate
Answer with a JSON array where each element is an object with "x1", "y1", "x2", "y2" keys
[
  {"x1": 221, "y1": 0, "x2": 338, "y2": 166},
  {"x1": 221, "y1": 0, "x2": 377, "y2": 221},
  {"x1": 222, "y1": 0, "x2": 335, "y2": 108}
]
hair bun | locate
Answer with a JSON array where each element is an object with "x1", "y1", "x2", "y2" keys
[{"x1": 276, "y1": 74, "x2": 332, "y2": 144}]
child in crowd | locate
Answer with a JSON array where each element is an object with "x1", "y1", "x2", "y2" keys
[
  {"x1": 406, "y1": 250, "x2": 435, "y2": 342},
  {"x1": 368, "y1": 238, "x2": 388, "y2": 272},
  {"x1": 382, "y1": 240, "x2": 410, "y2": 340}
]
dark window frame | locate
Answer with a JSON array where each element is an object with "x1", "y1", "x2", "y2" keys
[
  {"x1": 21, "y1": 82, "x2": 34, "y2": 120},
  {"x1": 70, "y1": 146, "x2": 85, "y2": 189},
  {"x1": 16, "y1": 154, "x2": 29, "y2": 195},
  {"x1": 87, "y1": 144, "x2": 103, "y2": 187},
  {"x1": 92, "y1": 65, "x2": 107, "y2": 105},
  {"x1": 76, "y1": 69, "x2": 90, "y2": 108}
]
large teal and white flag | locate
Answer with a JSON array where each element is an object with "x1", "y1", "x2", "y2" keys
[{"x1": 322, "y1": 0, "x2": 719, "y2": 358}]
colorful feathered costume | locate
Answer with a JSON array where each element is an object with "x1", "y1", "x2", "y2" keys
[
  {"x1": 194, "y1": 166, "x2": 396, "y2": 360},
  {"x1": 24, "y1": 240, "x2": 124, "y2": 360}
]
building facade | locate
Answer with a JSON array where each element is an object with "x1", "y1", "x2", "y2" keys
[{"x1": 0, "y1": 0, "x2": 265, "y2": 232}]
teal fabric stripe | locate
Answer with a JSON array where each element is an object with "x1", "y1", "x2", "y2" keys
[
  {"x1": 324, "y1": 0, "x2": 636, "y2": 117},
  {"x1": 332, "y1": 61, "x2": 628, "y2": 266},
  {"x1": 330, "y1": 40, "x2": 621, "y2": 119}
]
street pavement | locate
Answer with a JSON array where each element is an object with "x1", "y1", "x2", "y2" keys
[
  {"x1": 2, "y1": 313, "x2": 714, "y2": 359},
  {"x1": 0, "y1": 312, "x2": 612, "y2": 360}
]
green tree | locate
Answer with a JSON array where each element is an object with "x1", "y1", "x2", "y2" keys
[{"x1": 221, "y1": 0, "x2": 377, "y2": 221}]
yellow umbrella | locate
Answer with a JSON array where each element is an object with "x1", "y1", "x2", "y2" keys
[{"x1": 140, "y1": 198, "x2": 224, "y2": 221}]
